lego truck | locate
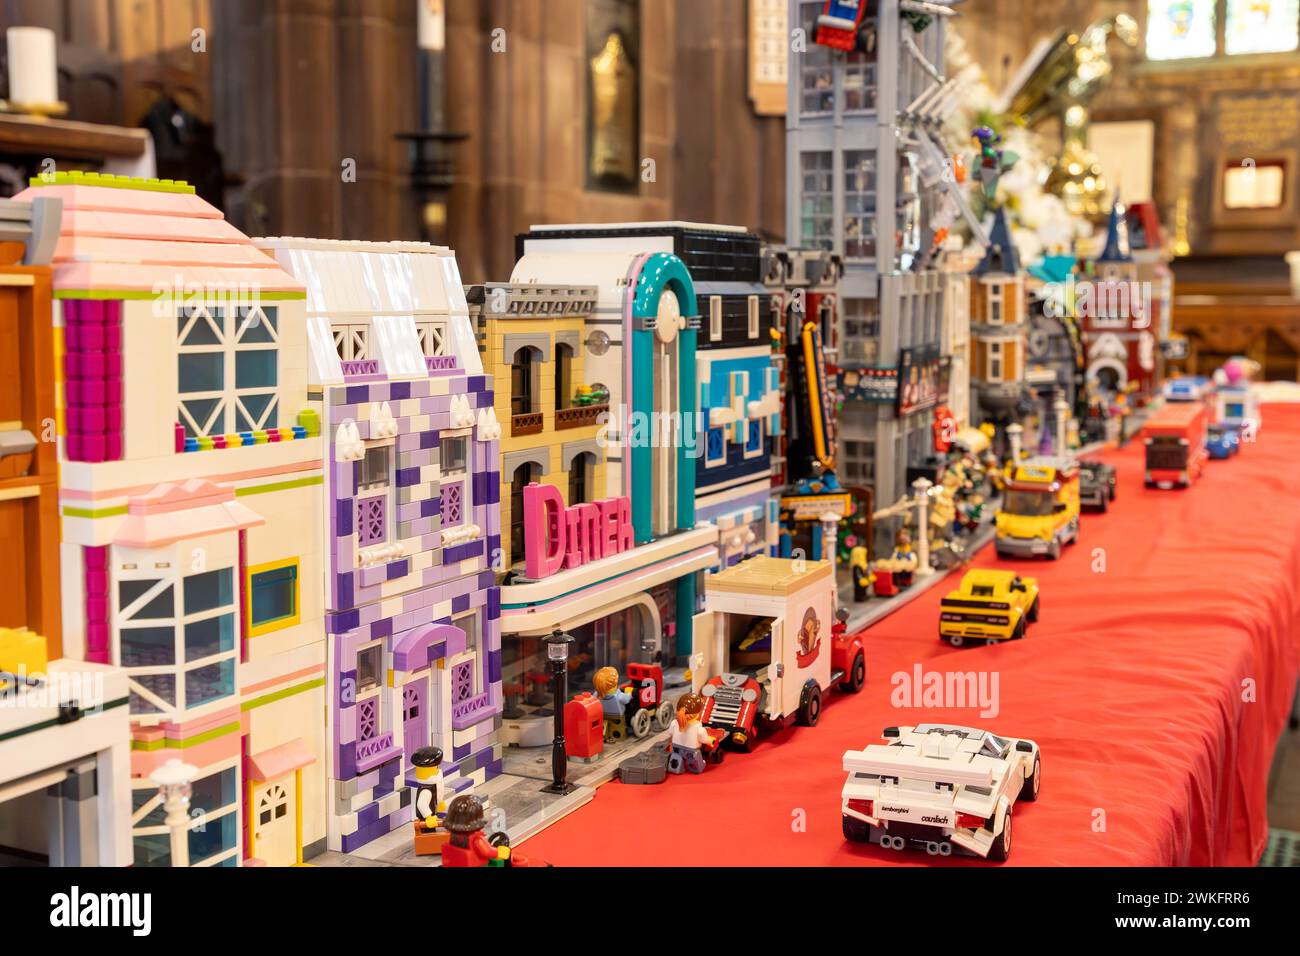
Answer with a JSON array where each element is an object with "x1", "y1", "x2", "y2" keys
[
  {"x1": 994, "y1": 457, "x2": 1080, "y2": 560},
  {"x1": 1141, "y1": 401, "x2": 1209, "y2": 489},
  {"x1": 691, "y1": 557, "x2": 864, "y2": 752}
]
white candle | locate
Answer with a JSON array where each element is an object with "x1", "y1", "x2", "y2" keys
[
  {"x1": 417, "y1": 0, "x2": 445, "y2": 52},
  {"x1": 8, "y1": 26, "x2": 59, "y2": 106}
]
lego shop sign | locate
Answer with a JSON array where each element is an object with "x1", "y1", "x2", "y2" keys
[{"x1": 524, "y1": 483, "x2": 635, "y2": 579}]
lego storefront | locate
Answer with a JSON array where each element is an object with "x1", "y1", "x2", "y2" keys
[{"x1": 498, "y1": 484, "x2": 716, "y2": 747}]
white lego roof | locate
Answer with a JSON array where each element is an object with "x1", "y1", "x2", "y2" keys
[{"x1": 255, "y1": 237, "x2": 481, "y2": 383}]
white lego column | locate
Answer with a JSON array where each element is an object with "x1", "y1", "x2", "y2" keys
[
  {"x1": 911, "y1": 478, "x2": 934, "y2": 577},
  {"x1": 1006, "y1": 423, "x2": 1024, "y2": 467},
  {"x1": 1054, "y1": 398, "x2": 1070, "y2": 458},
  {"x1": 150, "y1": 758, "x2": 197, "y2": 868},
  {"x1": 819, "y1": 511, "x2": 841, "y2": 569}
]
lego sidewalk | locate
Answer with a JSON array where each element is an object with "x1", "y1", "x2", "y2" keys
[{"x1": 516, "y1": 405, "x2": 1300, "y2": 866}]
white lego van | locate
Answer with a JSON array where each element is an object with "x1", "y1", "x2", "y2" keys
[{"x1": 691, "y1": 558, "x2": 851, "y2": 744}]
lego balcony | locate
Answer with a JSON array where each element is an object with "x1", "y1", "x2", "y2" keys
[
  {"x1": 554, "y1": 403, "x2": 609, "y2": 430},
  {"x1": 511, "y1": 412, "x2": 544, "y2": 436}
]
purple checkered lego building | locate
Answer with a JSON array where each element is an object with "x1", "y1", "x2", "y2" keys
[{"x1": 259, "y1": 239, "x2": 505, "y2": 854}]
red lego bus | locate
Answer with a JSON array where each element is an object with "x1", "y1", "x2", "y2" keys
[{"x1": 1141, "y1": 401, "x2": 1209, "y2": 489}]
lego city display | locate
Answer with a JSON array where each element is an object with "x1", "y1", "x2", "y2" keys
[
  {"x1": 938, "y1": 570, "x2": 1040, "y2": 648},
  {"x1": 841, "y1": 724, "x2": 1041, "y2": 861}
]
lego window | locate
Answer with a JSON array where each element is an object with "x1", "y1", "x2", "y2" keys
[
  {"x1": 176, "y1": 304, "x2": 280, "y2": 440},
  {"x1": 510, "y1": 346, "x2": 540, "y2": 416},
  {"x1": 132, "y1": 764, "x2": 238, "y2": 867},
  {"x1": 118, "y1": 562, "x2": 239, "y2": 715},
  {"x1": 988, "y1": 341, "x2": 1004, "y2": 383},
  {"x1": 747, "y1": 295, "x2": 761, "y2": 339},
  {"x1": 248, "y1": 560, "x2": 300, "y2": 636},
  {"x1": 987, "y1": 284, "x2": 1004, "y2": 325},
  {"x1": 416, "y1": 320, "x2": 448, "y2": 358},
  {"x1": 844, "y1": 151, "x2": 877, "y2": 261},
  {"x1": 334, "y1": 325, "x2": 369, "y2": 361},
  {"x1": 843, "y1": 39, "x2": 877, "y2": 112},
  {"x1": 1146, "y1": 0, "x2": 1217, "y2": 59},
  {"x1": 356, "y1": 495, "x2": 388, "y2": 545},
  {"x1": 710, "y1": 296, "x2": 723, "y2": 341},
  {"x1": 357, "y1": 644, "x2": 383, "y2": 694},
  {"x1": 797, "y1": 0, "x2": 834, "y2": 114},
  {"x1": 359, "y1": 444, "x2": 392, "y2": 492},
  {"x1": 705, "y1": 426, "x2": 727, "y2": 467},
  {"x1": 569, "y1": 451, "x2": 595, "y2": 505},
  {"x1": 441, "y1": 435, "x2": 468, "y2": 473},
  {"x1": 744, "y1": 419, "x2": 764, "y2": 459},
  {"x1": 1227, "y1": 0, "x2": 1299, "y2": 54},
  {"x1": 800, "y1": 151, "x2": 835, "y2": 251},
  {"x1": 441, "y1": 481, "x2": 465, "y2": 528},
  {"x1": 556, "y1": 343, "x2": 575, "y2": 408}
]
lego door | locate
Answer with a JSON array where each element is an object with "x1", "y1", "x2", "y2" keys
[
  {"x1": 770, "y1": 618, "x2": 788, "y2": 718},
  {"x1": 252, "y1": 778, "x2": 296, "y2": 867},
  {"x1": 402, "y1": 677, "x2": 428, "y2": 762}
]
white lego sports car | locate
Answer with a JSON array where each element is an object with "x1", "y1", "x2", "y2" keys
[{"x1": 840, "y1": 724, "x2": 1041, "y2": 861}]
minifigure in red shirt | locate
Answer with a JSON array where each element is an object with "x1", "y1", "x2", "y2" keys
[{"x1": 440, "y1": 794, "x2": 545, "y2": 868}]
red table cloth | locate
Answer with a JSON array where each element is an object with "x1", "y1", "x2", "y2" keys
[{"x1": 519, "y1": 404, "x2": 1300, "y2": 866}]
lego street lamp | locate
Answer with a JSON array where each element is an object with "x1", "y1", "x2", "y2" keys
[
  {"x1": 150, "y1": 757, "x2": 197, "y2": 868},
  {"x1": 1054, "y1": 397, "x2": 1070, "y2": 458},
  {"x1": 1006, "y1": 423, "x2": 1024, "y2": 467},
  {"x1": 540, "y1": 629, "x2": 576, "y2": 796},
  {"x1": 911, "y1": 478, "x2": 935, "y2": 578},
  {"x1": 819, "y1": 511, "x2": 841, "y2": 568}
]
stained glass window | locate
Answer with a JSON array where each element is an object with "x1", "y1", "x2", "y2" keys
[
  {"x1": 1226, "y1": 0, "x2": 1299, "y2": 54},
  {"x1": 1146, "y1": 0, "x2": 1217, "y2": 59}
]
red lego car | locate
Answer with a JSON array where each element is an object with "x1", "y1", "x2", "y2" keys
[{"x1": 815, "y1": 0, "x2": 869, "y2": 52}]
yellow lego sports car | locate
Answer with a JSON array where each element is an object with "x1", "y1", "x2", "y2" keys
[{"x1": 938, "y1": 570, "x2": 1039, "y2": 647}]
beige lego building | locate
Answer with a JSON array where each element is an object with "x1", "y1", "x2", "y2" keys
[{"x1": 469, "y1": 284, "x2": 609, "y2": 574}]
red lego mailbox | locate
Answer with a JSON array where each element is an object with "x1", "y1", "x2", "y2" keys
[{"x1": 564, "y1": 692, "x2": 604, "y2": 759}]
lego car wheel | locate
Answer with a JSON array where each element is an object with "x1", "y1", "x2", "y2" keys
[
  {"x1": 1022, "y1": 755, "x2": 1041, "y2": 801},
  {"x1": 947, "y1": 633, "x2": 967, "y2": 648},
  {"x1": 797, "y1": 682, "x2": 823, "y2": 727},
  {"x1": 1048, "y1": 540, "x2": 1062, "y2": 561},
  {"x1": 1027, "y1": 598, "x2": 1040, "y2": 623},
  {"x1": 707, "y1": 745, "x2": 726, "y2": 765},
  {"x1": 654, "y1": 699, "x2": 675, "y2": 731},
  {"x1": 842, "y1": 815, "x2": 874, "y2": 843},
  {"x1": 1097, "y1": 494, "x2": 1109, "y2": 514},
  {"x1": 630, "y1": 707, "x2": 653, "y2": 739},
  {"x1": 989, "y1": 809, "x2": 1012, "y2": 862},
  {"x1": 839, "y1": 652, "x2": 866, "y2": 694},
  {"x1": 1012, "y1": 619, "x2": 1026, "y2": 641}
]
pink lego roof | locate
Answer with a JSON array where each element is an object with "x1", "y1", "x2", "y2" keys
[
  {"x1": 13, "y1": 180, "x2": 305, "y2": 297},
  {"x1": 113, "y1": 479, "x2": 265, "y2": 548}
]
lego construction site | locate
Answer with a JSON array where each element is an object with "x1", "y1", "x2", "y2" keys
[{"x1": 1, "y1": 0, "x2": 1298, "y2": 935}]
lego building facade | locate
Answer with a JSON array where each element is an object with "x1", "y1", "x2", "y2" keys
[
  {"x1": 494, "y1": 224, "x2": 720, "y2": 747},
  {"x1": 786, "y1": 0, "x2": 951, "y2": 515},
  {"x1": 258, "y1": 238, "x2": 504, "y2": 855},
  {"x1": 15, "y1": 174, "x2": 328, "y2": 868}
]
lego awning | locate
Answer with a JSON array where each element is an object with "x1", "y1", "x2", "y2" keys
[
  {"x1": 248, "y1": 738, "x2": 316, "y2": 783},
  {"x1": 113, "y1": 479, "x2": 265, "y2": 548}
]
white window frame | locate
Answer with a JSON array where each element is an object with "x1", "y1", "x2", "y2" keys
[
  {"x1": 450, "y1": 608, "x2": 484, "y2": 696},
  {"x1": 985, "y1": 283, "x2": 1004, "y2": 325},
  {"x1": 355, "y1": 439, "x2": 394, "y2": 556},
  {"x1": 333, "y1": 323, "x2": 369, "y2": 361},
  {"x1": 415, "y1": 320, "x2": 448, "y2": 358},
  {"x1": 177, "y1": 304, "x2": 280, "y2": 439},
  {"x1": 747, "y1": 295, "x2": 760, "y2": 339},
  {"x1": 354, "y1": 639, "x2": 388, "y2": 745},
  {"x1": 710, "y1": 296, "x2": 723, "y2": 341},
  {"x1": 114, "y1": 553, "x2": 239, "y2": 720}
]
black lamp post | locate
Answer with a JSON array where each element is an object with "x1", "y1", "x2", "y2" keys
[{"x1": 540, "y1": 629, "x2": 576, "y2": 795}]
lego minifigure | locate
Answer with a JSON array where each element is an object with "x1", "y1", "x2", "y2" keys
[
  {"x1": 667, "y1": 693, "x2": 713, "y2": 775},
  {"x1": 971, "y1": 126, "x2": 1018, "y2": 203},
  {"x1": 411, "y1": 746, "x2": 446, "y2": 826},
  {"x1": 593, "y1": 666, "x2": 633, "y2": 742},
  {"x1": 440, "y1": 794, "x2": 540, "y2": 867},
  {"x1": 850, "y1": 544, "x2": 874, "y2": 602},
  {"x1": 410, "y1": 746, "x2": 450, "y2": 856}
]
